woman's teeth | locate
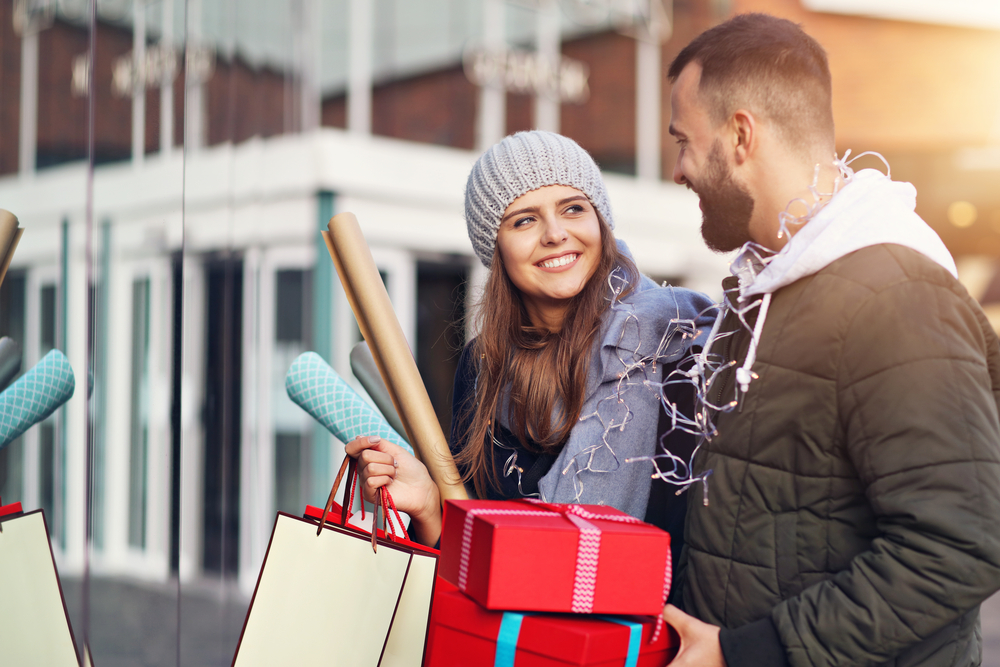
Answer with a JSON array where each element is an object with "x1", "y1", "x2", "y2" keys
[{"x1": 540, "y1": 253, "x2": 578, "y2": 269}]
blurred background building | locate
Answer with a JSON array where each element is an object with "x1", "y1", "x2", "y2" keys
[{"x1": 1, "y1": 0, "x2": 999, "y2": 664}]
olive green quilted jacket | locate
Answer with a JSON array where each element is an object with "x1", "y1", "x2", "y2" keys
[{"x1": 681, "y1": 244, "x2": 1000, "y2": 667}]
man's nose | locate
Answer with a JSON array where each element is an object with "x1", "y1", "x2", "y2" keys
[{"x1": 673, "y1": 160, "x2": 687, "y2": 186}]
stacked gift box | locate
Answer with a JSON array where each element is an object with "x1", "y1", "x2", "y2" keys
[{"x1": 424, "y1": 499, "x2": 679, "y2": 666}]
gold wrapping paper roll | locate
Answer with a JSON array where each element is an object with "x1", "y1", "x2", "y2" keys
[
  {"x1": 326, "y1": 213, "x2": 467, "y2": 501},
  {"x1": 0, "y1": 210, "x2": 23, "y2": 291},
  {"x1": 322, "y1": 229, "x2": 419, "y2": 453}
]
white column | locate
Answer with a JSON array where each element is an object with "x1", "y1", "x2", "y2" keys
[
  {"x1": 132, "y1": 0, "x2": 147, "y2": 166},
  {"x1": 635, "y1": 36, "x2": 660, "y2": 180},
  {"x1": 184, "y1": 0, "x2": 205, "y2": 152},
  {"x1": 19, "y1": 25, "x2": 38, "y2": 176},
  {"x1": 104, "y1": 247, "x2": 132, "y2": 570},
  {"x1": 476, "y1": 0, "x2": 506, "y2": 150},
  {"x1": 347, "y1": 0, "x2": 373, "y2": 135},
  {"x1": 160, "y1": 0, "x2": 174, "y2": 156},
  {"x1": 62, "y1": 219, "x2": 89, "y2": 574},
  {"x1": 178, "y1": 258, "x2": 206, "y2": 582},
  {"x1": 22, "y1": 270, "x2": 42, "y2": 513},
  {"x1": 145, "y1": 261, "x2": 172, "y2": 576},
  {"x1": 465, "y1": 259, "x2": 489, "y2": 343},
  {"x1": 636, "y1": 1, "x2": 670, "y2": 180},
  {"x1": 239, "y1": 248, "x2": 268, "y2": 596},
  {"x1": 299, "y1": 0, "x2": 320, "y2": 132},
  {"x1": 371, "y1": 248, "x2": 416, "y2": 350},
  {"x1": 534, "y1": 0, "x2": 560, "y2": 133}
]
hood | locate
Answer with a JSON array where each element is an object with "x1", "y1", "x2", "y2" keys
[{"x1": 739, "y1": 168, "x2": 957, "y2": 301}]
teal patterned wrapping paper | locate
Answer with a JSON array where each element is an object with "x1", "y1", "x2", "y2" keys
[
  {"x1": 0, "y1": 349, "x2": 75, "y2": 450},
  {"x1": 285, "y1": 352, "x2": 413, "y2": 456}
]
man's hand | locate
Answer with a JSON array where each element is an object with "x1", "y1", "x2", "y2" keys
[{"x1": 663, "y1": 604, "x2": 726, "y2": 667}]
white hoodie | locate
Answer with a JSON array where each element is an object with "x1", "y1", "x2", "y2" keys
[
  {"x1": 724, "y1": 167, "x2": 958, "y2": 395},
  {"x1": 739, "y1": 168, "x2": 957, "y2": 300}
]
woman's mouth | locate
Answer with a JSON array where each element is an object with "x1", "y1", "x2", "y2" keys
[{"x1": 538, "y1": 253, "x2": 579, "y2": 269}]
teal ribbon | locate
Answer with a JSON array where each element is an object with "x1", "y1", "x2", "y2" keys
[
  {"x1": 494, "y1": 612, "x2": 642, "y2": 667},
  {"x1": 600, "y1": 616, "x2": 642, "y2": 667},
  {"x1": 495, "y1": 612, "x2": 525, "y2": 667}
]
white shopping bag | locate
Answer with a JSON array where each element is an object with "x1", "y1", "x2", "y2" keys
[
  {"x1": 0, "y1": 507, "x2": 80, "y2": 667},
  {"x1": 233, "y1": 459, "x2": 437, "y2": 666}
]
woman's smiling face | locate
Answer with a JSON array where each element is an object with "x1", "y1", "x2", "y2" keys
[{"x1": 496, "y1": 184, "x2": 603, "y2": 331}]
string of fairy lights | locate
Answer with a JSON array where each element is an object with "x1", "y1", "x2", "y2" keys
[{"x1": 535, "y1": 151, "x2": 883, "y2": 506}]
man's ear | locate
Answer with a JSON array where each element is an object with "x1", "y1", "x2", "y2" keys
[{"x1": 731, "y1": 109, "x2": 756, "y2": 166}]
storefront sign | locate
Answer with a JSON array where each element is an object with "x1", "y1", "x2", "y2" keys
[
  {"x1": 463, "y1": 48, "x2": 589, "y2": 103},
  {"x1": 71, "y1": 45, "x2": 215, "y2": 98}
]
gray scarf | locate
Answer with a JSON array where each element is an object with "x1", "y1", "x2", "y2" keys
[{"x1": 499, "y1": 240, "x2": 716, "y2": 519}]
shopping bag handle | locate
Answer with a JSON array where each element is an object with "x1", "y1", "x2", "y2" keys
[
  {"x1": 315, "y1": 454, "x2": 410, "y2": 551},
  {"x1": 316, "y1": 455, "x2": 354, "y2": 536}
]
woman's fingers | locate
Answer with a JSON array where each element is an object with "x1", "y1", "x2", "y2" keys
[
  {"x1": 343, "y1": 434, "x2": 441, "y2": 544},
  {"x1": 347, "y1": 437, "x2": 406, "y2": 502},
  {"x1": 358, "y1": 448, "x2": 394, "y2": 469},
  {"x1": 361, "y1": 474, "x2": 393, "y2": 495},
  {"x1": 362, "y1": 461, "x2": 397, "y2": 482},
  {"x1": 345, "y1": 435, "x2": 384, "y2": 458}
]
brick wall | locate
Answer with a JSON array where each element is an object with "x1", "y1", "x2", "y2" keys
[
  {"x1": 560, "y1": 31, "x2": 637, "y2": 174},
  {"x1": 206, "y1": 59, "x2": 288, "y2": 146},
  {"x1": 316, "y1": 0, "x2": 722, "y2": 175},
  {"x1": 0, "y1": 2, "x2": 20, "y2": 175},
  {"x1": 373, "y1": 65, "x2": 477, "y2": 149},
  {"x1": 734, "y1": 0, "x2": 1000, "y2": 152}
]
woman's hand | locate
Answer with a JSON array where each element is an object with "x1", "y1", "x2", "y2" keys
[{"x1": 345, "y1": 435, "x2": 442, "y2": 546}]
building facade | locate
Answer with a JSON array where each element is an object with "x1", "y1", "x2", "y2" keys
[{"x1": 1, "y1": 0, "x2": 999, "y2": 663}]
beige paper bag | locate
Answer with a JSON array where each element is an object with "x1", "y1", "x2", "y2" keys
[
  {"x1": 233, "y1": 512, "x2": 434, "y2": 666},
  {"x1": 0, "y1": 510, "x2": 80, "y2": 666}
]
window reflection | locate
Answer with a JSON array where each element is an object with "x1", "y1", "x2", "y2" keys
[
  {"x1": 0, "y1": 272, "x2": 26, "y2": 504},
  {"x1": 273, "y1": 268, "x2": 313, "y2": 515},
  {"x1": 128, "y1": 278, "x2": 150, "y2": 549}
]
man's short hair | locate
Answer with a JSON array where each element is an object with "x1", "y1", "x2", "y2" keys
[{"x1": 668, "y1": 13, "x2": 834, "y2": 149}]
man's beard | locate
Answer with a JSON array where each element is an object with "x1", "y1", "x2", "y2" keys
[{"x1": 694, "y1": 141, "x2": 755, "y2": 253}]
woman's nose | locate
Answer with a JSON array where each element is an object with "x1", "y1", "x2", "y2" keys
[{"x1": 541, "y1": 217, "x2": 568, "y2": 245}]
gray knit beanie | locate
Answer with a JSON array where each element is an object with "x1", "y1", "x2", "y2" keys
[{"x1": 464, "y1": 130, "x2": 614, "y2": 268}]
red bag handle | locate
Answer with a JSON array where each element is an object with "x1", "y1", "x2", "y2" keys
[{"x1": 315, "y1": 455, "x2": 410, "y2": 549}]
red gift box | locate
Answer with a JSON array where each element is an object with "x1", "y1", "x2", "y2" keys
[
  {"x1": 439, "y1": 500, "x2": 671, "y2": 615},
  {"x1": 426, "y1": 578, "x2": 678, "y2": 667}
]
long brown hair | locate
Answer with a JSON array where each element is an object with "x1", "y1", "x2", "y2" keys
[{"x1": 454, "y1": 216, "x2": 640, "y2": 498}]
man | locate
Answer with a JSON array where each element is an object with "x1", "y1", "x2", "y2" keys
[{"x1": 661, "y1": 13, "x2": 1000, "y2": 667}]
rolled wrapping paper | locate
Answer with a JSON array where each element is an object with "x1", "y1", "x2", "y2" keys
[
  {"x1": 285, "y1": 351, "x2": 414, "y2": 456},
  {"x1": 0, "y1": 349, "x2": 75, "y2": 450},
  {"x1": 326, "y1": 213, "x2": 467, "y2": 501},
  {"x1": 0, "y1": 210, "x2": 23, "y2": 290},
  {"x1": 349, "y1": 341, "x2": 407, "y2": 440}
]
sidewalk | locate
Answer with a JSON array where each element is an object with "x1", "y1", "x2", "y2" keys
[
  {"x1": 62, "y1": 576, "x2": 249, "y2": 667},
  {"x1": 60, "y1": 575, "x2": 1000, "y2": 666}
]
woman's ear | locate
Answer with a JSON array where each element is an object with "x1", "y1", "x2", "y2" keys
[{"x1": 731, "y1": 109, "x2": 756, "y2": 166}]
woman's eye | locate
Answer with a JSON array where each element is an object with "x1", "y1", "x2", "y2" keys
[
  {"x1": 564, "y1": 205, "x2": 584, "y2": 214},
  {"x1": 512, "y1": 216, "x2": 533, "y2": 228}
]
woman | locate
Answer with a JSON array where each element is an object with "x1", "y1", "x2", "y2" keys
[{"x1": 347, "y1": 131, "x2": 714, "y2": 548}]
